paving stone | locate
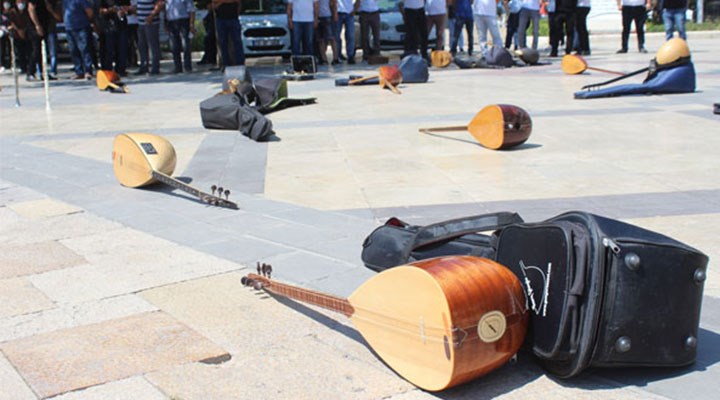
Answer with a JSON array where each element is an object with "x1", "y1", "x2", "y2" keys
[
  {"x1": 0, "y1": 212, "x2": 123, "y2": 246},
  {"x1": 0, "y1": 241, "x2": 87, "y2": 279},
  {"x1": 47, "y1": 377, "x2": 166, "y2": 400},
  {"x1": 0, "y1": 311, "x2": 229, "y2": 399},
  {"x1": 0, "y1": 352, "x2": 37, "y2": 400},
  {"x1": 0, "y1": 278, "x2": 55, "y2": 319},
  {"x1": 7, "y1": 199, "x2": 82, "y2": 220},
  {"x1": 0, "y1": 294, "x2": 157, "y2": 343}
]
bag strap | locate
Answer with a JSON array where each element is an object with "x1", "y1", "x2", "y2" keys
[{"x1": 404, "y1": 212, "x2": 523, "y2": 259}]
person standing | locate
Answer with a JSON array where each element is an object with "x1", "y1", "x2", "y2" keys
[
  {"x1": 517, "y1": 0, "x2": 540, "y2": 50},
  {"x1": 450, "y1": 0, "x2": 472, "y2": 55},
  {"x1": 355, "y1": 0, "x2": 379, "y2": 62},
  {"x1": 197, "y1": 2, "x2": 216, "y2": 65},
  {"x1": 473, "y1": 0, "x2": 502, "y2": 48},
  {"x1": 400, "y1": 0, "x2": 428, "y2": 61},
  {"x1": 135, "y1": 0, "x2": 162, "y2": 74},
  {"x1": 617, "y1": 0, "x2": 651, "y2": 53},
  {"x1": 63, "y1": 0, "x2": 95, "y2": 79},
  {"x1": 575, "y1": 0, "x2": 590, "y2": 55},
  {"x1": 425, "y1": 0, "x2": 446, "y2": 51},
  {"x1": 213, "y1": 0, "x2": 244, "y2": 68},
  {"x1": 28, "y1": 0, "x2": 61, "y2": 79},
  {"x1": 126, "y1": 0, "x2": 138, "y2": 68},
  {"x1": 287, "y1": 0, "x2": 318, "y2": 57},
  {"x1": 550, "y1": 0, "x2": 575, "y2": 57},
  {"x1": 164, "y1": 0, "x2": 195, "y2": 73},
  {"x1": 504, "y1": 0, "x2": 520, "y2": 50},
  {"x1": 98, "y1": 0, "x2": 131, "y2": 76},
  {"x1": 661, "y1": 0, "x2": 687, "y2": 41},
  {"x1": 316, "y1": 0, "x2": 338, "y2": 64},
  {"x1": 334, "y1": 0, "x2": 354, "y2": 63}
]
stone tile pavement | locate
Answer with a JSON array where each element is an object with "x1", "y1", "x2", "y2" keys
[{"x1": 0, "y1": 32, "x2": 719, "y2": 399}]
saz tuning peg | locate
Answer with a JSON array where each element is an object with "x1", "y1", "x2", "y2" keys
[
  {"x1": 224, "y1": 189, "x2": 230, "y2": 200},
  {"x1": 211, "y1": 185, "x2": 217, "y2": 195}
]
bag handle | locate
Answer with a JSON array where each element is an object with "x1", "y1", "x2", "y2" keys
[{"x1": 404, "y1": 212, "x2": 523, "y2": 259}]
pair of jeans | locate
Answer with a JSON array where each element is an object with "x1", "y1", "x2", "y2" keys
[
  {"x1": 575, "y1": 7, "x2": 591, "y2": 53},
  {"x1": 474, "y1": 14, "x2": 503, "y2": 48},
  {"x1": 291, "y1": 21, "x2": 314, "y2": 56},
  {"x1": 550, "y1": 10, "x2": 575, "y2": 55},
  {"x1": 620, "y1": 5, "x2": 646, "y2": 50},
  {"x1": 43, "y1": 28, "x2": 58, "y2": 75},
  {"x1": 663, "y1": 8, "x2": 687, "y2": 40},
  {"x1": 505, "y1": 12, "x2": 519, "y2": 49},
  {"x1": 359, "y1": 11, "x2": 380, "y2": 59},
  {"x1": 101, "y1": 25, "x2": 129, "y2": 74},
  {"x1": 335, "y1": 12, "x2": 355, "y2": 59},
  {"x1": 138, "y1": 23, "x2": 161, "y2": 73},
  {"x1": 518, "y1": 8, "x2": 540, "y2": 49},
  {"x1": 66, "y1": 27, "x2": 94, "y2": 76},
  {"x1": 168, "y1": 18, "x2": 192, "y2": 72},
  {"x1": 451, "y1": 17, "x2": 473, "y2": 55},
  {"x1": 216, "y1": 17, "x2": 245, "y2": 66},
  {"x1": 426, "y1": 14, "x2": 446, "y2": 51}
]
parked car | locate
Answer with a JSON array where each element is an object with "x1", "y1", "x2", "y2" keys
[{"x1": 239, "y1": 0, "x2": 292, "y2": 58}]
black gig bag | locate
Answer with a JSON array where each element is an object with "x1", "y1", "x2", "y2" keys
[
  {"x1": 361, "y1": 212, "x2": 523, "y2": 272},
  {"x1": 494, "y1": 211, "x2": 709, "y2": 378}
]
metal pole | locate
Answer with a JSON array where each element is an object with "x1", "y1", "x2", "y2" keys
[
  {"x1": 10, "y1": 34, "x2": 20, "y2": 107},
  {"x1": 41, "y1": 38, "x2": 51, "y2": 110}
]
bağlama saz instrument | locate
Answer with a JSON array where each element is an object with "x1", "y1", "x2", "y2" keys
[
  {"x1": 419, "y1": 104, "x2": 532, "y2": 150},
  {"x1": 97, "y1": 70, "x2": 129, "y2": 93},
  {"x1": 346, "y1": 64, "x2": 403, "y2": 94},
  {"x1": 112, "y1": 132, "x2": 238, "y2": 209},
  {"x1": 561, "y1": 54, "x2": 624, "y2": 76},
  {"x1": 242, "y1": 256, "x2": 528, "y2": 391}
]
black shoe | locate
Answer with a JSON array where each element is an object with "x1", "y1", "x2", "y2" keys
[
  {"x1": 135, "y1": 68, "x2": 148, "y2": 75},
  {"x1": 331, "y1": 59, "x2": 341, "y2": 65},
  {"x1": 348, "y1": 58, "x2": 356, "y2": 64},
  {"x1": 616, "y1": 48, "x2": 628, "y2": 54},
  {"x1": 339, "y1": 54, "x2": 347, "y2": 61},
  {"x1": 550, "y1": 51, "x2": 558, "y2": 57},
  {"x1": 581, "y1": 50, "x2": 591, "y2": 56},
  {"x1": 639, "y1": 47, "x2": 648, "y2": 53}
]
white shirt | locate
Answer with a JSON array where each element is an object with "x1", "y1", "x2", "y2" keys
[
  {"x1": 521, "y1": 0, "x2": 541, "y2": 10},
  {"x1": 319, "y1": 0, "x2": 331, "y2": 17},
  {"x1": 577, "y1": 0, "x2": 590, "y2": 7},
  {"x1": 358, "y1": 0, "x2": 380, "y2": 12},
  {"x1": 426, "y1": 0, "x2": 446, "y2": 15},
  {"x1": 621, "y1": 0, "x2": 645, "y2": 6},
  {"x1": 337, "y1": 0, "x2": 354, "y2": 13},
  {"x1": 403, "y1": 0, "x2": 425, "y2": 10},
  {"x1": 473, "y1": 0, "x2": 497, "y2": 15},
  {"x1": 290, "y1": 0, "x2": 318, "y2": 22}
]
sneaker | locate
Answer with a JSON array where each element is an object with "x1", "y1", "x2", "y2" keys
[
  {"x1": 47, "y1": 74, "x2": 58, "y2": 80},
  {"x1": 26, "y1": 74, "x2": 37, "y2": 82},
  {"x1": 639, "y1": 47, "x2": 648, "y2": 53},
  {"x1": 616, "y1": 48, "x2": 628, "y2": 54}
]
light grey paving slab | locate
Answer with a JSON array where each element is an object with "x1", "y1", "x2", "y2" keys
[
  {"x1": 0, "y1": 185, "x2": 46, "y2": 206},
  {"x1": 196, "y1": 235, "x2": 296, "y2": 266},
  {"x1": 254, "y1": 250, "x2": 358, "y2": 291},
  {"x1": 0, "y1": 294, "x2": 158, "y2": 343},
  {"x1": 0, "y1": 352, "x2": 37, "y2": 400},
  {"x1": 47, "y1": 377, "x2": 167, "y2": 400}
]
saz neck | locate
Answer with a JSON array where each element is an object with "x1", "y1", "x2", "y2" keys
[
  {"x1": 151, "y1": 170, "x2": 238, "y2": 210},
  {"x1": 247, "y1": 274, "x2": 354, "y2": 317}
]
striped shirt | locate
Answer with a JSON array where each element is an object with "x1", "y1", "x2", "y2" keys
[{"x1": 136, "y1": 0, "x2": 160, "y2": 24}]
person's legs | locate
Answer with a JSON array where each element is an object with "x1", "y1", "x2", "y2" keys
[
  {"x1": 229, "y1": 19, "x2": 245, "y2": 65},
  {"x1": 505, "y1": 12, "x2": 518, "y2": 49},
  {"x1": 137, "y1": 24, "x2": 149, "y2": 72},
  {"x1": 488, "y1": 15, "x2": 503, "y2": 47},
  {"x1": 530, "y1": 10, "x2": 540, "y2": 49},
  {"x1": 360, "y1": 13, "x2": 370, "y2": 60},
  {"x1": 66, "y1": 29, "x2": 84, "y2": 76},
  {"x1": 415, "y1": 10, "x2": 428, "y2": 56},
  {"x1": 370, "y1": 12, "x2": 380, "y2": 56},
  {"x1": 634, "y1": 6, "x2": 646, "y2": 50},
  {"x1": 215, "y1": 18, "x2": 231, "y2": 67},
  {"x1": 674, "y1": 9, "x2": 687, "y2": 40},
  {"x1": 168, "y1": 19, "x2": 183, "y2": 72},
  {"x1": 116, "y1": 25, "x2": 129, "y2": 74},
  {"x1": 291, "y1": 20, "x2": 302, "y2": 56},
  {"x1": 46, "y1": 28, "x2": 58, "y2": 76},
  {"x1": 576, "y1": 7, "x2": 590, "y2": 54},
  {"x1": 102, "y1": 31, "x2": 117, "y2": 71},
  {"x1": 564, "y1": 10, "x2": 576, "y2": 54},
  {"x1": 148, "y1": 23, "x2": 161, "y2": 74},
  {"x1": 343, "y1": 14, "x2": 355, "y2": 59},
  {"x1": 465, "y1": 18, "x2": 474, "y2": 55},
  {"x1": 620, "y1": 7, "x2": 631, "y2": 51},
  {"x1": 301, "y1": 22, "x2": 314, "y2": 56},
  {"x1": 451, "y1": 17, "x2": 463, "y2": 54},
  {"x1": 517, "y1": 9, "x2": 530, "y2": 49},
  {"x1": 474, "y1": 15, "x2": 489, "y2": 47}
]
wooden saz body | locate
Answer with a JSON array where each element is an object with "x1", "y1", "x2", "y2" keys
[
  {"x1": 113, "y1": 133, "x2": 177, "y2": 188},
  {"x1": 245, "y1": 256, "x2": 528, "y2": 391},
  {"x1": 112, "y1": 133, "x2": 238, "y2": 209},
  {"x1": 467, "y1": 104, "x2": 532, "y2": 150}
]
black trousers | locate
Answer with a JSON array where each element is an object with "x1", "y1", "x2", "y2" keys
[
  {"x1": 359, "y1": 11, "x2": 380, "y2": 59},
  {"x1": 402, "y1": 8, "x2": 428, "y2": 58},
  {"x1": 621, "y1": 5, "x2": 646, "y2": 50},
  {"x1": 575, "y1": 6, "x2": 590, "y2": 53},
  {"x1": 550, "y1": 10, "x2": 576, "y2": 55}
]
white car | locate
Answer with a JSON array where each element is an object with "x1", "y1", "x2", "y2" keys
[{"x1": 239, "y1": 0, "x2": 292, "y2": 58}]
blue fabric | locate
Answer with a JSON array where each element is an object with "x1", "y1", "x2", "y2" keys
[
  {"x1": 168, "y1": 18, "x2": 192, "y2": 71},
  {"x1": 574, "y1": 63, "x2": 696, "y2": 99},
  {"x1": 663, "y1": 8, "x2": 687, "y2": 40},
  {"x1": 66, "y1": 26, "x2": 93, "y2": 75},
  {"x1": 292, "y1": 21, "x2": 314, "y2": 56},
  {"x1": 62, "y1": 0, "x2": 91, "y2": 30},
  {"x1": 455, "y1": 0, "x2": 473, "y2": 20},
  {"x1": 216, "y1": 16, "x2": 245, "y2": 66},
  {"x1": 335, "y1": 12, "x2": 355, "y2": 58}
]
